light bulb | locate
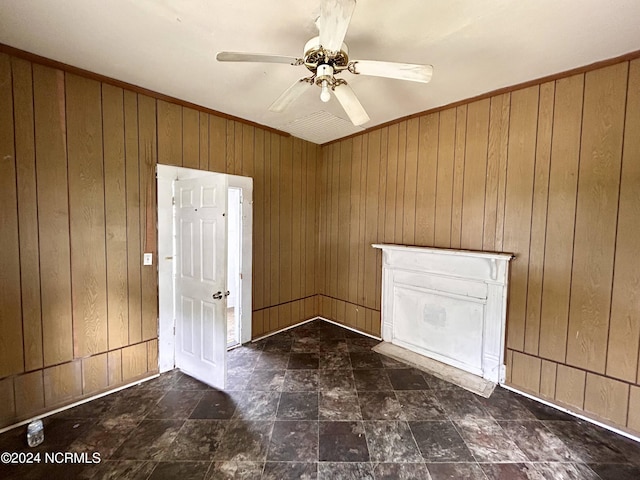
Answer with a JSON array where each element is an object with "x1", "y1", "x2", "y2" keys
[{"x1": 320, "y1": 80, "x2": 331, "y2": 103}]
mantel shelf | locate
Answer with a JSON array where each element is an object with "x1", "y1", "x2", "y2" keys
[{"x1": 372, "y1": 243, "x2": 515, "y2": 261}]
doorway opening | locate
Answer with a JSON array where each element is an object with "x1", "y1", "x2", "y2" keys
[
  {"x1": 226, "y1": 187, "x2": 242, "y2": 348},
  {"x1": 157, "y1": 164, "x2": 253, "y2": 387}
]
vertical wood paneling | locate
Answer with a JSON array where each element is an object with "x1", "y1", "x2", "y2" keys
[
  {"x1": 305, "y1": 145, "x2": 318, "y2": 298},
  {"x1": 414, "y1": 114, "x2": 438, "y2": 246},
  {"x1": 291, "y1": 300, "x2": 302, "y2": 327},
  {"x1": 538, "y1": 74, "x2": 584, "y2": 362},
  {"x1": 384, "y1": 125, "x2": 398, "y2": 243},
  {"x1": 356, "y1": 305, "x2": 366, "y2": 332},
  {"x1": 157, "y1": 100, "x2": 182, "y2": 166},
  {"x1": 269, "y1": 134, "x2": 281, "y2": 306},
  {"x1": 138, "y1": 94, "x2": 158, "y2": 341},
  {"x1": 66, "y1": 73, "x2": 108, "y2": 357},
  {"x1": 460, "y1": 99, "x2": 489, "y2": 251},
  {"x1": 121, "y1": 343, "x2": 147, "y2": 381},
  {"x1": 629, "y1": 386, "x2": 640, "y2": 433},
  {"x1": 337, "y1": 140, "x2": 352, "y2": 299},
  {"x1": 226, "y1": 120, "x2": 235, "y2": 173},
  {"x1": 12, "y1": 57, "x2": 43, "y2": 372},
  {"x1": 278, "y1": 303, "x2": 291, "y2": 330},
  {"x1": 33, "y1": 65, "x2": 73, "y2": 367},
  {"x1": 14, "y1": 371, "x2": 44, "y2": 418},
  {"x1": 503, "y1": 85, "x2": 539, "y2": 351},
  {"x1": 364, "y1": 131, "x2": 381, "y2": 308},
  {"x1": 199, "y1": 112, "x2": 209, "y2": 170},
  {"x1": 82, "y1": 353, "x2": 108, "y2": 394},
  {"x1": 607, "y1": 60, "x2": 640, "y2": 383},
  {"x1": 394, "y1": 124, "x2": 406, "y2": 244},
  {"x1": 322, "y1": 147, "x2": 332, "y2": 297},
  {"x1": 584, "y1": 373, "x2": 629, "y2": 426},
  {"x1": 357, "y1": 135, "x2": 369, "y2": 305},
  {"x1": 253, "y1": 129, "x2": 265, "y2": 309},
  {"x1": 291, "y1": 139, "x2": 303, "y2": 301},
  {"x1": 492, "y1": 94, "x2": 511, "y2": 252},
  {"x1": 233, "y1": 121, "x2": 243, "y2": 175},
  {"x1": 253, "y1": 310, "x2": 264, "y2": 337},
  {"x1": 450, "y1": 105, "x2": 467, "y2": 249},
  {"x1": 0, "y1": 53, "x2": 24, "y2": 377},
  {"x1": 506, "y1": 350, "x2": 513, "y2": 383},
  {"x1": 280, "y1": 137, "x2": 293, "y2": 303},
  {"x1": 302, "y1": 182, "x2": 309, "y2": 301},
  {"x1": 242, "y1": 124, "x2": 255, "y2": 178},
  {"x1": 348, "y1": 136, "x2": 363, "y2": 304},
  {"x1": 375, "y1": 129, "x2": 389, "y2": 311},
  {"x1": 524, "y1": 81, "x2": 555, "y2": 355},
  {"x1": 269, "y1": 307, "x2": 279, "y2": 332},
  {"x1": 540, "y1": 360, "x2": 557, "y2": 399},
  {"x1": 555, "y1": 364, "x2": 586, "y2": 410},
  {"x1": 317, "y1": 147, "x2": 328, "y2": 296},
  {"x1": 484, "y1": 94, "x2": 510, "y2": 251},
  {"x1": 107, "y1": 349, "x2": 122, "y2": 386},
  {"x1": 102, "y1": 84, "x2": 129, "y2": 351},
  {"x1": 511, "y1": 351, "x2": 541, "y2": 393},
  {"x1": 43, "y1": 361, "x2": 82, "y2": 407},
  {"x1": 182, "y1": 107, "x2": 199, "y2": 169},
  {"x1": 124, "y1": 90, "x2": 142, "y2": 345},
  {"x1": 434, "y1": 109, "x2": 455, "y2": 247},
  {"x1": 0, "y1": 378, "x2": 16, "y2": 426},
  {"x1": 147, "y1": 338, "x2": 158, "y2": 371},
  {"x1": 402, "y1": 118, "x2": 419, "y2": 244},
  {"x1": 329, "y1": 143, "x2": 340, "y2": 299},
  {"x1": 209, "y1": 115, "x2": 226, "y2": 173},
  {"x1": 262, "y1": 133, "x2": 272, "y2": 306},
  {"x1": 566, "y1": 63, "x2": 627, "y2": 373}
]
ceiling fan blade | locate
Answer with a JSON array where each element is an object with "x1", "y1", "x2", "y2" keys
[
  {"x1": 333, "y1": 82, "x2": 370, "y2": 126},
  {"x1": 350, "y1": 60, "x2": 434, "y2": 83},
  {"x1": 318, "y1": 0, "x2": 356, "y2": 52},
  {"x1": 269, "y1": 79, "x2": 312, "y2": 113},
  {"x1": 216, "y1": 52, "x2": 300, "y2": 65}
]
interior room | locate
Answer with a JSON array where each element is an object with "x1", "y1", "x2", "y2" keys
[{"x1": 0, "y1": 1, "x2": 639, "y2": 479}]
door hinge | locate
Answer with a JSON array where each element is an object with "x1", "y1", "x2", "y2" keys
[{"x1": 172, "y1": 196, "x2": 175, "y2": 206}]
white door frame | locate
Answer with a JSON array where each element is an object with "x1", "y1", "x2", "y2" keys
[{"x1": 157, "y1": 164, "x2": 253, "y2": 373}]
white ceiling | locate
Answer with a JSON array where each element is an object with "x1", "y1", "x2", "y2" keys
[{"x1": 1, "y1": 0, "x2": 639, "y2": 144}]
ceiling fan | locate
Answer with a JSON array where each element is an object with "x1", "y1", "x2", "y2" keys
[{"x1": 216, "y1": 0, "x2": 433, "y2": 126}]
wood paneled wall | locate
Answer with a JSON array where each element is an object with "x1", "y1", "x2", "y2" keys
[
  {"x1": 0, "y1": 54, "x2": 158, "y2": 428},
  {"x1": 318, "y1": 58, "x2": 640, "y2": 436},
  {"x1": 0, "y1": 51, "x2": 319, "y2": 429},
  {"x1": 2, "y1": 43, "x2": 638, "y2": 437},
  {"x1": 154, "y1": 100, "x2": 321, "y2": 338}
]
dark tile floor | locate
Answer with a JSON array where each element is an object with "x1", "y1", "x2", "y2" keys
[{"x1": 1, "y1": 320, "x2": 640, "y2": 479}]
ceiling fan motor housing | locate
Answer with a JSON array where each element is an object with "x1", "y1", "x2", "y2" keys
[{"x1": 303, "y1": 36, "x2": 349, "y2": 75}]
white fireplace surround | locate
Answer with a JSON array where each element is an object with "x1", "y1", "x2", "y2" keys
[{"x1": 373, "y1": 244, "x2": 513, "y2": 384}]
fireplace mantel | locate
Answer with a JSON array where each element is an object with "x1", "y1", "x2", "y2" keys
[{"x1": 373, "y1": 244, "x2": 514, "y2": 384}]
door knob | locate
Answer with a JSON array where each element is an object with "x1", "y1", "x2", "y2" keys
[{"x1": 212, "y1": 291, "x2": 223, "y2": 300}]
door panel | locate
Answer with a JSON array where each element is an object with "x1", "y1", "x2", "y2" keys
[{"x1": 174, "y1": 174, "x2": 227, "y2": 389}]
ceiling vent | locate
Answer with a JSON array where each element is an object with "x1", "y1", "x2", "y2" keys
[{"x1": 282, "y1": 111, "x2": 365, "y2": 144}]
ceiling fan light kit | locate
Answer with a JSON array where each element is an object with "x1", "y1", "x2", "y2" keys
[{"x1": 215, "y1": 0, "x2": 433, "y2": 127}]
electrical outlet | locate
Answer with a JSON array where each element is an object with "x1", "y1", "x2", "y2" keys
[{"x1": 143, "y1": 253, "x2": 153, "y2": 265}]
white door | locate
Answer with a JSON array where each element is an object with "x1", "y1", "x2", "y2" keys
[{"x1": 174, "y1": 174, "x2": 228, "y2": 389}]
